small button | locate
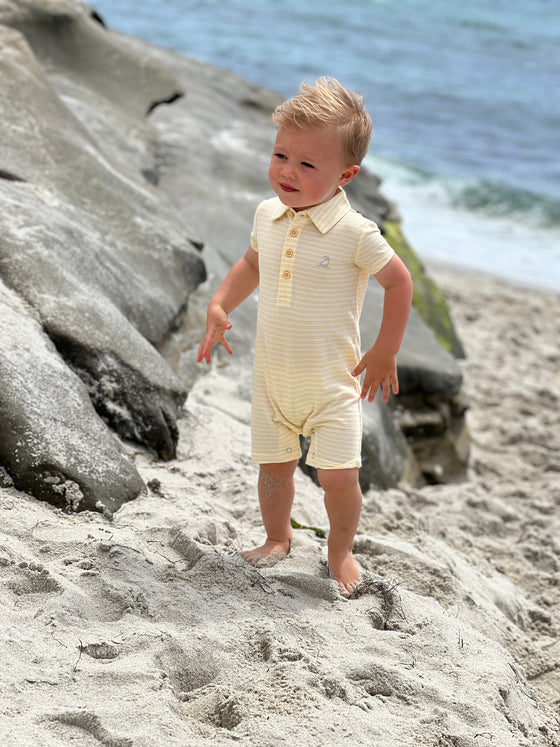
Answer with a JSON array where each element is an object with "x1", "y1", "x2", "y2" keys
[
  {"x1": 282, "y1": 271, "x2": 291, "y2": 279},
  {"x1": 285, "y1": 248, "x2": 294, "y2": 257},
  {"x1": 289, "y1": 229, "x2": 298, "y2": 237}
]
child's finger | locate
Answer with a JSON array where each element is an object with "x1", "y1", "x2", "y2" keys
[
  {"x1": 351, "y1": 361, "x2": 364, "y2": 378},
  {"x1": 381, "y1": 379, "x2": 391, "y2": 402},
  {"x1": 221, "y1": 338, "x2": 233, "y2": 355},
  {"x1": 368, "y1": 380, "x2": 380, "y2": 402},
  {"x1": 196, "y1": 342, "x2": 211, "y2": 364},
  {"x1": 197, "y1": 331, "x2": 217, "y2": 363},
  {"x1": 361, "y1": 376, "x2": 377, "y2": 401}
]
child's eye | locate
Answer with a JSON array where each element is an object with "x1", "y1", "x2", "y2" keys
[
  {"x1": 274, "y1": 152, "x2": 287, "y2": 160},
  {"x1": 301, "y1": 162, "x2": 315, "y2": 169}
]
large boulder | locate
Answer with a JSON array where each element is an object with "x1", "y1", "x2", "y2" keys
[
  {"x1": 0, "y1": 3, "x2": 206, "y2": 512},
  {"x1": 0, "y1": 281, "x2": 144, "y2": 513}
]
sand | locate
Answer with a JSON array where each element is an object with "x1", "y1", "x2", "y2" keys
[{"x1": 1, "y1": 265, "x2": 559, "y2": 746}]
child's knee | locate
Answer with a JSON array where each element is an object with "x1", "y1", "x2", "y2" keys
[
  {"x1": 259, "y1": 460, "x2": 298, "y2": 487},
  {"x1": 317, "y1": 467, "x2": 360, "y2": 494}
]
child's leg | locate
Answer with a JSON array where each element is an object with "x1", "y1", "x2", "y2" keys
[
  {"x1": 318, "y1": 467, "x2": 362, "y2": 597},
  {"x1": 242, "y1": 459, "x2": 298, "y2": 564}
]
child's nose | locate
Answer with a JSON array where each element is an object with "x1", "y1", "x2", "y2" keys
[{"x1": 280, "y1": 161, "x2": 295, "y2": 179}]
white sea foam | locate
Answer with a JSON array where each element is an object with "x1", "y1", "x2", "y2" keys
[{"x1": 368, "y1": 154, "x2": 560, "y2": 293}]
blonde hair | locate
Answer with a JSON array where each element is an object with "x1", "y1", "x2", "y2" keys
[{"x1": 272, "y1": 77, "x2": 372, "y2": 165}]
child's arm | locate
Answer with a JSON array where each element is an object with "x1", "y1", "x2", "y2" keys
[
  {"x1": 352, "y1": 254, "x2": 413, "y2": 402},
  {"x1": 197, "y1": 247, "x2": 259, "y2": 364}
]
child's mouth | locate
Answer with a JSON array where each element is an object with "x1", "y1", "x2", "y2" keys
[{"x1": 280, "y1": 183, "x2": 298, "y2": 193}]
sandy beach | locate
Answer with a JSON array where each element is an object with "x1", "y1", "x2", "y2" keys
[
  {"x1": 1, "y1": 263, "x2": 559, "y2": 746},
  {"x1": 1, "y1": 0, "x2": 558, "y2": 743}
]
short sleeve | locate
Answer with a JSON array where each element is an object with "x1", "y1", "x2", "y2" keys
[
  {"x1": 355, "y1": 220, "x2": 395, "y2": 275},
  {"x1": 249, "y1": 207, "x2": 259, "y2": 253}
]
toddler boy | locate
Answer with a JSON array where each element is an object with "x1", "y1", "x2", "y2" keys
[{"x1": 198, "y1": 78, "x2": 412, "y2": 597}]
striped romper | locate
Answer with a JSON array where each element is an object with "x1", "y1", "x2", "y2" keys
[{"x1": 250, "y1": 188, "x2": 394, "y2": 470}]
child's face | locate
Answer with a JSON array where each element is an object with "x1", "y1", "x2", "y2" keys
[{"x1": 268, "y1": 127, "x2": 359, "y2": 212}]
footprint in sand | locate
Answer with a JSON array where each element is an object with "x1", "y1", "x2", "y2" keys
[
  {"x1": 43, "y1": 711, "x2": 132, "y2": 747},
  {"x1": 6, "y1": 561, "x2": 62, "y2": 596}
]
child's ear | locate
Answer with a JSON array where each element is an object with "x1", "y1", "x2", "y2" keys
[{"x1": 340, "y1": 164, "x2": 360, "y2": 186}]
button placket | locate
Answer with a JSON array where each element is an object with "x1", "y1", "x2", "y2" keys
[{"x1": 277, "y1": 216, "x2": 305, "y2": 307}]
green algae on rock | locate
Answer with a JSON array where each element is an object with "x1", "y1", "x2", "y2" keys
[{"x1": 383, "y1": 220, "x2": 465, "y2": 358}]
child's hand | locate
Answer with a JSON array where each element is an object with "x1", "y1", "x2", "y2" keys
[
  {"x1": 351, "y1": 348, "x2": 399, "y2": 403},
  {"x1": 197, "y1": 305, "x2": 233, "y2": 364}
]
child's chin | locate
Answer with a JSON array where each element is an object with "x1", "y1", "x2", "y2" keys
[
  {"x1": 274, "y1": 187, "x2": 298, "y2": 203},
  {"x1": 278, "y1": 195, "x2": 298, "y2": 207}
]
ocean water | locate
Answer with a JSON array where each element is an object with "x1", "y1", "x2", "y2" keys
[{"x1": 93, "y1": 0, "x2": 560, "y2": 291}]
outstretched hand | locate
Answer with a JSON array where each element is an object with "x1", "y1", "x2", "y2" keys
[
  {"x1": 196, "y1": 247, "x2": 260, "y2": 365},
  {"x1": 351, "y1": 347, "x2": 399, "y2": 403},
  {"x1": 197, "y1": 305, "x2": 233, "y2": 364}
]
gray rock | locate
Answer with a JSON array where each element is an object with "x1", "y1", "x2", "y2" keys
[
  {"x1": 0, "y1": 0, "x2": 181, "y2": 119},
  {"x1": 396, "y1": 309, "x2": 468, "y2": 484},
  {"x1": 360, "y1": 284, "x2": 467, "y2": 485},
  {"x1": 360, "y1": 284, "x2": 462, "y2": 398},
  {"x1": 0, "y1": 281, "x2": 144, "y2": 514},
  {"x1": 0, "y1": 6, "x2": 206, "y2": 511},
  {"x1": 360, "y1": 398, "x2": 409, "y2": 490}
]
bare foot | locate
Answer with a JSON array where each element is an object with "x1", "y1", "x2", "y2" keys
[
  {"x1": 327, "y1": 550, "x2": 361, "y2": 598},
  {"x1": 241, "y1": 538, "x2": 291, "y2": 568}
]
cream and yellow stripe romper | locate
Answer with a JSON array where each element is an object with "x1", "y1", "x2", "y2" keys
[{"x1": 250, "y1": 188, "x2": 394, "y2": 469}]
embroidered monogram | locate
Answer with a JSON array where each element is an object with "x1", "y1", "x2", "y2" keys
[{"x1": 318, "y1": 256, "x2": 331, "y2": 268}]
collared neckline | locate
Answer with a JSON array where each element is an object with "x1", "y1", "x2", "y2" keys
[{"x1": 270, "y1": 188, "x2": 352, "y2": 234}]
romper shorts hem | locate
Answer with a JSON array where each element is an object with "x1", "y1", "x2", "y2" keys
[{"x1": 251, "y1": 396, "x2": 363, "y2": 470}]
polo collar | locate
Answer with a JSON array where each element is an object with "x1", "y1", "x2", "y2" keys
[{"x1": 271, "y1": 188, "x2": 352, "y2": 234}]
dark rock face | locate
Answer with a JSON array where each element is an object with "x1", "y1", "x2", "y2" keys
[{"x1": 0, "y1": 0, "x2": 468, "y2": 512}]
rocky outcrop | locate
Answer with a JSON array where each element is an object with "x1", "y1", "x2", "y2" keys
[
  {"x1": 0, "y1": 1, "x2": 206, "y2": 512},
  {"x1": 0, "y1": 280, "x2": 144, "y2": 514},
  {"x1": 0, "y1": 0, "x2": 468, "y2": 512}
]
